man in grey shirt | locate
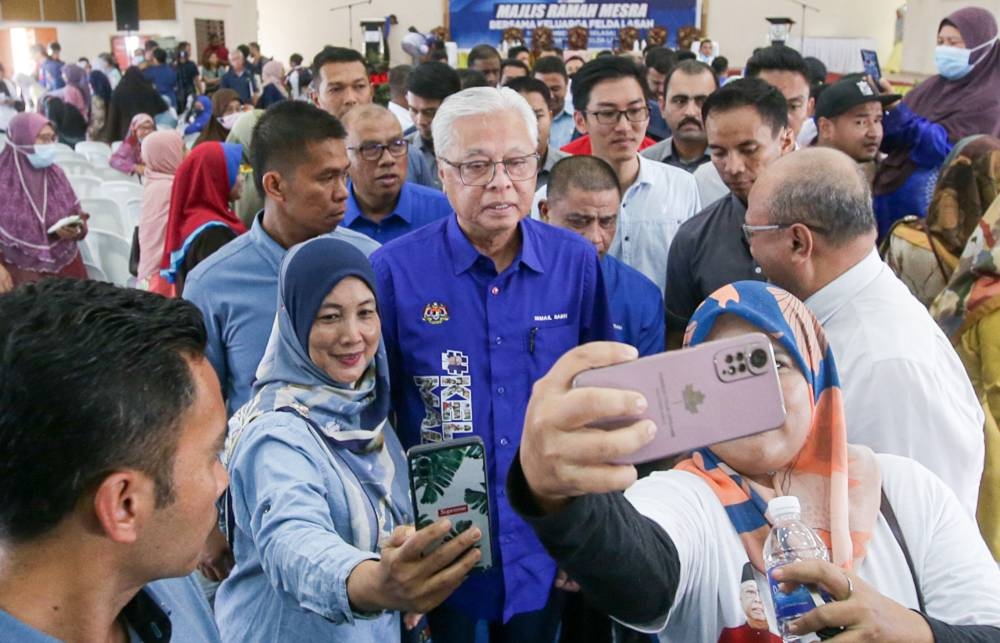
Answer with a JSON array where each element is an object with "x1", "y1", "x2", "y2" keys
[
  {"x1": 641, "y1": 60, "x2": 717, "y2": 173},
  {"x1": 404, "y1": 62, "x2": 461, "y2": 191}
]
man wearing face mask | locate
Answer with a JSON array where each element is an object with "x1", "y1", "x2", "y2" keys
[{"x1": 873, "y1": 6, "x2": 1000, "y2": 241}]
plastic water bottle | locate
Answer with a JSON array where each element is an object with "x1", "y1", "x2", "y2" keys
[{"x1": 763, "y1": 496, "x2": 830, "y2": 641}]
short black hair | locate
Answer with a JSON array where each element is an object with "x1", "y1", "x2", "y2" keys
[
  {"x1": 505, "y1": 76, "x2": 552, "y2": 107},
  {"x1": 252, "y1": 100, "x2": 347, "y2": 192},
  {"x1": 237, "y1": 44, "x2": 251, "y2": 59},
  {"x1": 0, "y1": 280, "x2": 207, "y2": 543},
  {"x1": 745, "y1": 45, "x2": 808, "y2": 83},
  {"x1": 144, "y1": 40, "x2": 158, "y2": 50},
  {"x1": 548, "y1": 155, "x2": 621, "y2": 203},
  {"x1": 467, "y1": 44, "x2": 501, "y2": 68},
  {"x1": 803, "y1": 56, "x2": 827, "y2": 85},
  {"x1": 501, "y1": 59, "x2": 529, "y2": 75},
  {"x1": 644, "y1": 47, "x2": 677, "y2": 75},
  {"x1": 541, "y1": 46, "x2": 564, "y2": 57},
  {"x1": 78, "y1": 56, "x2": 90, "y2": 65},
  {"x1": 701, "y1": 77, "x2": 788, "y2": 135},
  {"x1": 429, "y1": 49, "x2": 448, "y2": 62},
  {"x1": 312, "y1": 46, "x2": 365, "y2": 80},
  {"x1": 665, "y1": 59, "x2": 719, "y2": 93},
  {"x1": 49, "y1": 42, "x2": 62, "y2": 53},
  {"x1": 571, "y1": 56, "x2": 645, "y2": 112},
  {"x1": 177, "y1": 41, "x2": 190, "y2": 51},
  {"x1": 388, "y1": 64, "x2": 412, "y2": 96},
  {"x1": 532, "y1": 55, "x2": 567, "y2": 79},
  {"x1": 153, "y1": 48, "x2": 167, "y2": 64},
  {"x1": 595, "y1": 50, "x2": 614, "y2": 58},
  {"x1": 407, "y1": 61, "x2": 461, "y2": 100},
  {"x1": 676, "y1": 50, "x2": 696, "y2": 62},
  {"x1": 508, "y1": 46, "x2": 530, "y2": 59},
  {"x1": 711, "y1": 56, "x2": 729, "y2": 75},
  {"x1": 458, "y1": 68, "x2": 488, "y2": 89},
  {"x1": 290, "y1": 53, "x2": 304, "y2": 66}
]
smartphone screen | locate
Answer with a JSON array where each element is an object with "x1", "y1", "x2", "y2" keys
[
  {"x1": 861, "y1": 49, "x2": 881, "y2": 83},
  {"x1": 407, "y1": 436, "x2": 493, "y2": 571}
]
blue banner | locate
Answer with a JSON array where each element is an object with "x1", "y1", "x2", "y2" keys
[{"x1": 448, "y1": 0, "x2": 700, "y2": 51}]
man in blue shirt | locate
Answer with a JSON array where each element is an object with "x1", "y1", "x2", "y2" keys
[
  {"x1": 0, "y1": 280, "x2": 225, "y2": 643},
  {"x1": 185, "y1": 101, "x2": 378, "y2": 417},
  {"x1": 405, "y1": 62, "x2": 461, "y2": 191},
  {"x1": 539, "y1": 155, "x2": 664, "y2": 356},
  {"x1": 533, "y1": 56, "x2": 574, "y2": 152},
  {"x1": 372, "y1": 86, "x2": 614, "y2": 642},
  {"x1": 142, "y1": 47, "x2": 179, "y2": 108},
  {"x1": 33, "y1": 43, "x2": 65, "y2": 90},
  {"x1": 342, "y1": 104, "x2": 451, "y2": 243},
  {"x1": 220, "y1": 45, "x2": 258, "y2": 105}
]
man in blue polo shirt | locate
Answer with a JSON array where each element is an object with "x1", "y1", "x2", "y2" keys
[
  {"x1": 540, "y1": 155, "x2": 664, "y2": 356},
  {"x1": 142, "y1": 47, "x2": 178, "y2": 108},
  {"x1": 0, "y1": 280, "x2": 224, "y2": 643},
  {"x1": 372, "y1": 86, "x2": 613, "y2": 642},
  {"x1": 342, "y1": 104, "x2": 451, "y2": 243},
  {"x1": 219, "y1": 45, "x2": 258, "y2": 105},
  {"x1": 185, "y1": 101, "x2": 377, "y2": 417}
]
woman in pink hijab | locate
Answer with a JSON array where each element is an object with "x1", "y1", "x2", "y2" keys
[
  {"x1": 109, "y1": 112, "x2": 155, "y2": 176},
  {"x1": 0, "y1": 113, "x2": 88, "y2": 293},
  {"x1": 137, "y1": 130, "x2": 185, "y2": 286}
]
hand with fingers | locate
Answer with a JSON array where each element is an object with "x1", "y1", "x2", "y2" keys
[
  {"x1": 519, "y1": 341, "x2": 657, "y2": 514},
  {"x1": 773, "y1": 560, "x2": 933, "y2": 643},
  {"x1": 346, "y1": 518, "x2": 482, "y2": 616}
]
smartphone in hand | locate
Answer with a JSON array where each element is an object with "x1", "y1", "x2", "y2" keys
[
  {"x1": 572, "y1": 333, "x2": 786, "y2": 464},
  {"x1": 407, "y1": 436, "x2": 493, "y2": 571},
  {"x1": 47, "y1": 215, "x2": 84, "y2": 235},
  {"x1": 861, "y1": 49, "x2": 882, "y2": 84}
]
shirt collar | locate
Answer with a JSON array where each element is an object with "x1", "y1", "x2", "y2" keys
[
  {"x1": 630, "y1": 154, "x2": 658, "y2": 190},
  {"x1": 805, "y1": 248, "x2": 883, "y2": 324},
  {"x1": 250, "y1": 210, "x2": 288, "y2": 273},
  {"x1": 445, "y1": 216, "x2": 543, "y2": 276},
  {"x1": 344, "y1": 182, "x2": 412, "y2": 226}
]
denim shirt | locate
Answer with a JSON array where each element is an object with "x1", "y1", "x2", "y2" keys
[{"x1": 216, "y1": 411, "x2": 412, "y2": 642}]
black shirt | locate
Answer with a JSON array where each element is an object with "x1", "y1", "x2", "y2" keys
[{"x1": 665, "y1": 193, "x2": 764, "y2": 334}]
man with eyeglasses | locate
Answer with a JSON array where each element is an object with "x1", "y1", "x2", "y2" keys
[
  {"x1": 535, "y1": 57, "x2": 701, "y2": 295},
  {"x1": 341, "y1": 105, "x2": 451, "y2": 243},
  {"x1": 641, "y1": 60, "x2": 717, "y2": 172},
  {"x1": 371, "y1": 86, "x2": 613, "y2": 643},
  {"x1": 664, "y1": 79, "x2": 794, "y2": 348},
  {"x1": 744, "y1": 146, "x2": 984, "y2": 517}
]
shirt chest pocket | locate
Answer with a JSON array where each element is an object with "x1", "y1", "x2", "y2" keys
[{"x1": 526, "y1": 321, "x2": 579, "y2": 373}]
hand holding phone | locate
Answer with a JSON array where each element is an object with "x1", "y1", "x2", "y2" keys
[
  {"x1": 861, "y1": 49, "x2": 881, "y2": 84},
  {"x1": 47, "y1": 215, "x2": 83, "y2": 235},
  {"x1": 347, "y1": 519, "x2": 482, "y2": 614}
]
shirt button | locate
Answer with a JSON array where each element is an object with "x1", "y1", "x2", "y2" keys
[
  {"x1": 500, "y1": 437, "x2": 509, "y2": 446},
  {"x1": 754, "y1": 266, "x2": 762, "y2": 274},
  {"x1": 491, "y1": 286, "x2": 500, "y2": 295},
  {"x1": 495, "y1": 336, "x2": 502, "y2": 345},
  {"x1": 497, "y1": 386, "x2": 505, "y2": 394}
]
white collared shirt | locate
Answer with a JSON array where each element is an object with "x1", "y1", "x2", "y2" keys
[
  {"x1": 388, "y1": 101, "x2": 414, "y2": 132},
  {"x1": 805, "y1": 249, "x2": 984, "y2": 516}
]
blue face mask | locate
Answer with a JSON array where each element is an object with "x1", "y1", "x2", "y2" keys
[
  {"x1": 15, "y1": 143, "x2": 57, "y2": 168},
  {"x1": 935, "y1": 37, "x2": 998, "y2": 80}
]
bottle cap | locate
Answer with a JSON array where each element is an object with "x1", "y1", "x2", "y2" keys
[{"x1": 767, "y1": 495, "x2": 801, "y2": 520}]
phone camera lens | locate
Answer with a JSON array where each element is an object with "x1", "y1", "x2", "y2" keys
[
  {"x1": 750, "y1": 349, "x2": 768, "y2": 369},
  {"x1": 736, "y1": 352, "x2": 744, "y2": 362}
]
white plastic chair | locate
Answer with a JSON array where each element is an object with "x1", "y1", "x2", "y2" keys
[
  {"x1": 110, "y1": 140, "x2": 123, "y2": 154},
  {"x1": 75, "y1": 141, "x2": 112, "y2": 156},
  {"x1": 80, "y1": 198, "x2": 130, "y2": 237},
  {"x1": 83, "y1": 150, "x2": 112, "y2": 167},
  {"x1": 95, "y1": 166, "x2": 140, "y2": 183},
  {"x1": 84, "y1": 229, "x2": 132, "y2": 286},
  {"x1": 57, "y1": 159, "x2": 97, "y2": 177},
  {"x1": 53, "y1": 142, "x2": 75, "y2": 155},
  {"x1": 124, "y1": 197, "x2": 143, "y2": 229},
  {"x1": 68, "y1": 175, "x2": 102, "y2": 199},
  {"x1": 84, "y1": 261, "x2": 109, "y2": 282},
  {"x1": 100, "y1": 181, "x2": 144, "y2": 207}
]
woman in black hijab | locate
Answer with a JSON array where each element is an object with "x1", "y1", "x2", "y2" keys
[{"x1": 100, "y1": 67, "x2": 168, "y2": 142}]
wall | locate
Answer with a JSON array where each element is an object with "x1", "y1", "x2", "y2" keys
[
  {"x1": 901, "y1": 0, "x2": 1000, "y2": 74},
  {"x1": 257, "y1": 0, "x2": 444, "y2": 67},
  {"x1": 0, "y1": 0, "x2": 257, "y2": 62},
  {"x1": 704, "y1": 0, "x2": 898, "y2": 73}
]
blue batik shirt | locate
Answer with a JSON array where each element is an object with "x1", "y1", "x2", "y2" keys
[
  {"x1": 372, "y1": 215, "x2": 614, "y2": 622},
  {"x1": 602, "y1": 253, "x2": 665, "y2": 356}
]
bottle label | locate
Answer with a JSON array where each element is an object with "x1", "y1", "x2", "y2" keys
[{"x1": 767, "y1": 566, "x2": 816, "y2": 622}]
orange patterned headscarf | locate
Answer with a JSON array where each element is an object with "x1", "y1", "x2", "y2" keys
[{"x1": 677, "y1": 281, "x2": 881, "y2": 572}]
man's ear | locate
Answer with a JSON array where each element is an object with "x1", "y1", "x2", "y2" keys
[
  {"x1": 538, "y1": 199, "x2": 550, "y2": 222},
  {"x1": 789, "y1": 222, "x2": 815, "y2": 260},
  {"x1": 573, "y1": 110, "x2": 588, "y2": 136},
  {"x1": 261, "y1": 171, "x2": 284, "y2": 202},
  {"x1": 92, "y1": 471, "x2": 156, "y2": 545}
]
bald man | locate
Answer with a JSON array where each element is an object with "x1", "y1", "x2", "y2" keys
[
  {"x1": 745, "y1": 147, "x2": 984, "y2": 516},
  {"x1": 342, "y1": 104, "x2": 452, "y2": 243}
]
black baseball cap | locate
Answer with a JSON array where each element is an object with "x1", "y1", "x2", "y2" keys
[{"x1": 815, "y1": 74, "x2": 900, "y2": 119}]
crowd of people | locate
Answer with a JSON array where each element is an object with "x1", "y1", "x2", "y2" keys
[{"x1": 1, "y1": 5, "x2": 1000, "y2": 643}]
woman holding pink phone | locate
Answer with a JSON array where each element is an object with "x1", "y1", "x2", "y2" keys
[{"x1": 513, "y1": 280, "x2": 1000, "y2": 642}]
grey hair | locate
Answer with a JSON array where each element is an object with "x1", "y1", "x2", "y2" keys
[
  {"x1": 765, "y1": 149, "x2": 876, "y2": 246},
  {"x1": 432, "y1": 86, "x2": 539, "y2": 159}
]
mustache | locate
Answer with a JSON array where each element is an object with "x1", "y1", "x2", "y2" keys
[{"x1": 677, "y1": 117, "x2": 703, "y2": 129}]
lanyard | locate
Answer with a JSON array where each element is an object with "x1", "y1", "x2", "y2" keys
[{"x1": 13, "y1": 152, "x2": 49, "y2": 227}]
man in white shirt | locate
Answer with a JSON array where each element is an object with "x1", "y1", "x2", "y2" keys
[
  {"x1": 386, "y1": 64, "x2": 414, "y2": 133},
  {"x1": 744, "y1": 147, "x2": 984, "y2": 515},
  {"x1": 534, "y1": 57, "x2": 701, "y2": 293}
]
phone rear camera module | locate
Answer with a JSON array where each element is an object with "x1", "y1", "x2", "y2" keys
[{"x1": 749, "y1": 348, "x2": 768, "y2": 369}]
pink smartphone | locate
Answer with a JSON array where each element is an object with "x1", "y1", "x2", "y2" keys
[{"x1": 571, "y1": 333, "x2": 786, "y2": 464}]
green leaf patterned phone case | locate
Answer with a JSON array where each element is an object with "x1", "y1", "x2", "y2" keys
[{"x1": 407, "y1": 436, "x2": 494, "y2": 571}]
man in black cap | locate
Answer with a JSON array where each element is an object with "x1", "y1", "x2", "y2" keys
[{"x1": 815, "y1": 74, "x2": 899, "y2": 172}]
